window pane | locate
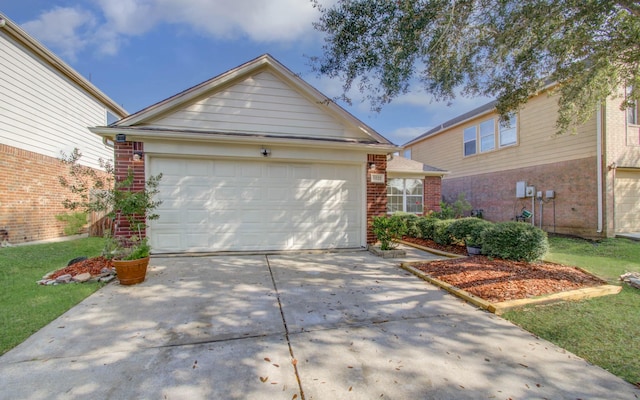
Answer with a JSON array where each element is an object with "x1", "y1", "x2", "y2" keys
[
  {"x1": 628, "y1": 103, "x2": 638, "y2": 125},
  {"x1": 406, "y1": 195, "x2": 423, "y2": 214},
  {"x1": 499, "y1": 115, "x2": 517, "y2": 146},
  {"x1": 405, "y1": 179, "x2": 423, "y2": 195},
  {"x1": 479, "y1": 119, "x2": 495, "y2": 152},
  {"x1": 387, "y1": 195, "x2": 403, "y2": 213},
  {"x1": 464, "y1": 140, "x2": 476, "y2": 156},
  {"x1": 463, "y1": 126, "x2": 476, "y2": 142},
  {"x1": 464, "y1": 126, "x2": 477, "y2": 156}
]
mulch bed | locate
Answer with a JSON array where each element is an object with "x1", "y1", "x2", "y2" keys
[
  {"x1": 403, "y1": 237, "x2": 606, "y2": 303},
  {"x1": 48, "y1": 256, "x2": 113, "y2": 280}
]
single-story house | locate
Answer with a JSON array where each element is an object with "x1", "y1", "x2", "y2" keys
[
  {"x1": 0, "y1": 13, "x2": 127, "y2": 244},
  {"x1": 92, "y1": 54, "x2": 421, "y2": 253}
]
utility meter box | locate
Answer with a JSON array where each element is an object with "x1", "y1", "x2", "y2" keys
[
  {"x1": 516, "y1": 181, "x2": 526, "y2": 198},
  {"x1": 546, "y1": 190, "x2": 556, "y2": 199},
  {"x1": 525, "y1": 186, "x2": 536, "y2": 197}
]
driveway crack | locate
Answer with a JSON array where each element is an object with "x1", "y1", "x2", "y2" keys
[{"x1": 265, "y1": 255, "x2": 305, "y2": 400}]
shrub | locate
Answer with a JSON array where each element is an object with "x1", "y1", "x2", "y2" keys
[
  {"x1": 481, "y1": 222, "x2": 549, "y2": 262},
  {"x1": 416, "y1": 216, "x2": 438, "y2": 240},
  {"x1": 448, "y1": 217, "x2": 493, "y2": 246},
  {"x1": 391, "y1": 212, "x2": 420, "y2": 238},
  {"x1": 433, "y1": 219, "x2": 456, "y2": 245},
  {"x1": 371, "y1": 216, "x2": 404, "y2": 250},
  {"x1": 55, "y1": 212, "x2": 88, "y2": 235}
]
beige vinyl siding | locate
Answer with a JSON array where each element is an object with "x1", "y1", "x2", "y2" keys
[
  {"x1": 145, "y1": 71, "x2": 362, "y2": 140},
  {"x1": 410, "y1": 93, "x2": 597, "y2": 179},
  {"x1": 0, "y1": 32, "x2": 111, "y2": 168}
]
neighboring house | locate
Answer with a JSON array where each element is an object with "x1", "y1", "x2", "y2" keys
[
  {"x1": 0, "y1": 13, "x2": 127, "y2": 244},
  {"x1": 386, "y1": 155, "x2": 447, "y2": 215},
  {"x1": 91, "y1": 54, "x2": 402, "y2": 253},
  {"x1": 404, "y1": 87, "x2": 640, "y2": 238}
]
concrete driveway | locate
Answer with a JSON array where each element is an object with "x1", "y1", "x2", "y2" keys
[{"x1": 1, "y1": 248, "x2": 638, "y2": 399}]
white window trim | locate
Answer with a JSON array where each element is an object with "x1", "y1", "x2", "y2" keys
[
  {"x1": 463, "y1": 115, "x2": 518, "y2": 157},
  {"x1": 387, "y1": 178, "x2": 424, "y2": 214}
]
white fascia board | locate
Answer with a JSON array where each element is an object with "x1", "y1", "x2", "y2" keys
[
  {"x1": 90, "y1": 126, "x2": 400, "y2": 154},
  {"x1": 387, "y1": 170, "x2": 449, "y2": 178}
]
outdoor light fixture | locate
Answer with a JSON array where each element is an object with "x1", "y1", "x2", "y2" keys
[
  {"x1": 369, "y1": 163, "x2": 376, "y2": 170},
  {"x1": 115, "y1": 133, "x2": 126, "y2": 143},
  {"x1": 133, "y1": 151, "x2": 143, "y2": 161},
  {"x1": 261, "y1": 147, "x2": 271, "y2": 157}
]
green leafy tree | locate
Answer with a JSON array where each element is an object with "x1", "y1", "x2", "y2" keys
[{"x1": 312, "y1": 0, "x2": 640, "y2": 133}]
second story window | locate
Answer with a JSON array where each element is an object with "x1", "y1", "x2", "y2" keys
[
  {"x1": 479, "y1": 119, "x2": 495, "y2": 152},
  {"x1": 464, "y1": 126, "x2": 477, "y2": 156},
  {"x1": 499, "y1": 115, "x2": 518, "y2": 146},
  {"x1": 464, "y1": 114, "x2": 518, "y2": 156}
]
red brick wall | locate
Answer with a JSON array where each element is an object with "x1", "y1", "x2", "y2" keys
[
  {"x1": 424, "y1": 176, "x2": 442, "y2": 212},
  {"x1": 0, "y1": 144, "x2": 100, "y2": 244},
  {"x1": 366, "y1": 154, "x2": 387, "y2": 244},
  {"x1": 113, "y1": 142, "x2": 146, "y2": 239},
  {"x1": 441, "y1": 157, "x2": 603, "y2": 238}
]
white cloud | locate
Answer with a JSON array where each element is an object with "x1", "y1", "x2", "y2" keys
[
  {"x1": 22, "y1": 0, "x2": 326, "y2": 59},
  {"x1": 22, "y1": 7, "x2": 97, "y2": 61}
]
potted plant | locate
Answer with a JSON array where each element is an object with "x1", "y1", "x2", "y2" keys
[
  {"x1": 104, "y1": 171, "x2": 162, "y2": 285},
  {"x1": 58, "y1": 148, "x2": 162, "y2": 285}
]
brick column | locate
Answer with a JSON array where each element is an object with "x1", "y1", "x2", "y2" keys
[
  {"x1": 366, "y1": 154, "x2": 387, "y2": 244},
  {"x1": 424, "y1": 176, "x2": 442, "y2": 212},
  {"x1": 114, "y1": 141, "x2": 146, "y2": 239}
]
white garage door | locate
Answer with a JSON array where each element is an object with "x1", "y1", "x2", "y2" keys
[
  {"x1": 615, "y1": 170, "x2": 640, "y2": 233},
  {"x1": 148, "y1": 157, "x2": 363, "y2": 253}
]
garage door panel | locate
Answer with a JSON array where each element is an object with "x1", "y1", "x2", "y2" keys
[{"x1": 149, "y1": 157, "x2": 363, "y2": 252}]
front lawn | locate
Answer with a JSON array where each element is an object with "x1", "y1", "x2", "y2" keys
[
  {"x1": 0, "y1": 237, "x2": 105, "y2": 355},
  {"x1": 503, "y1": 236, "x2": 640, "y2": 385}
]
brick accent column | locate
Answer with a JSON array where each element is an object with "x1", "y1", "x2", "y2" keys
[
  {"x1": 366, "y1": 154, "x2": 387, "y2": 244},
  {"x1": 114, "y1": 142, "x2": 146, "y2": 239},
  {"x1": 424, "y1": 176, "x2": 442, "y2": 212}
]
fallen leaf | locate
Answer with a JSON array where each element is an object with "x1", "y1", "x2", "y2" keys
[
  {"x1": 292, "y1": 394, "x2": 298, "y2": 399},
  {"x1": 260, "y1": 376, "x2": 268, "y2": 383},
  {"x1": 264, "y1": 357, "x2": 271, "y2": 362},
  {"x1": 349, "y1": 386, "x2": 353, "y2": 391}
]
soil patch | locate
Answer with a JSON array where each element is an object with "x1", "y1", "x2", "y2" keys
[{"x1": 404, "y1": 238, "x2": 606, "y2": 303}]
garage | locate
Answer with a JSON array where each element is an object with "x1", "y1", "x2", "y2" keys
[
  {"x1": 91, "y1": 55, "x2": 397, "y2": 252},
  {"x1": 615, "y1": 169, "x2": 640, "y2": 233},
  {"x1": 149, "y1": 157, "x2": 363, "y2": 253}
]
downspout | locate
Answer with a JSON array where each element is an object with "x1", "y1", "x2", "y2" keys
[{"x1": 596, "y1": 103, "x2": 603, "y2": 234}]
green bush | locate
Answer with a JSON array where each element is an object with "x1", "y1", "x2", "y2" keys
[
  {"x1": 416, "y1": 216, "x2": 438, "y2": 240},
  {"x1": 55, "y1": 212, "x2": 87, "y2": 235},
  {"x1": 391, "y1": 212, "x2": 420, "y2": 238},
  {"x1": 433, "y1": 219, "x2": 456, "y2": 245},
  {"x1": 371, "y1": 216, "x2": 404, "y2": 250},
  {"x1": 448, "y1": 217, "x2": 493, "y2": 246},
  {"x1": 481, "y1": 222, "x2": 549, "y2": 262}
]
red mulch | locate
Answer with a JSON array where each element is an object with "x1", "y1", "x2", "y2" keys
[
  {"x1": 49, "y1": 256, "x2": 113, "y2": 279},
  {"x1": 402, "y1": 236, "x2": 468, "y2": 255},
  {"x1": 403, "y1": 237, "x2": 606, "y2": 303}
]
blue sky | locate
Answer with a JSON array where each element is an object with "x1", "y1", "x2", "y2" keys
[{"x1": 2, "y1": 0, "x2": 491, "y2": 146}]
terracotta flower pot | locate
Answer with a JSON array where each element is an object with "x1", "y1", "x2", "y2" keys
[{"x1": 112, "y1": 257, "x2": 149, "y2": 285}]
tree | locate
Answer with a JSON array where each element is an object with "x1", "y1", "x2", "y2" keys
[{"x1": 312, "y1": 0, "x2": 640, "y2": 133}]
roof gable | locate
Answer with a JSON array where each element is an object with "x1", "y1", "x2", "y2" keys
[{"x1": 115, "y1": 54, "x2": 391, "y2": 144}]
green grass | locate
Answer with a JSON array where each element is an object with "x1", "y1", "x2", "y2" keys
[
  {"x1": 0, "y1": 237, "x2": 105, "y2": 355},
  {"x1": 503, "y1": 236, "x2": 640, "y2": 385}
]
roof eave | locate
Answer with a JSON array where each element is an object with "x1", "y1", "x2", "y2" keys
[{"x1": 90, "y1": 126, "x2": 400, "y2": 154}]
